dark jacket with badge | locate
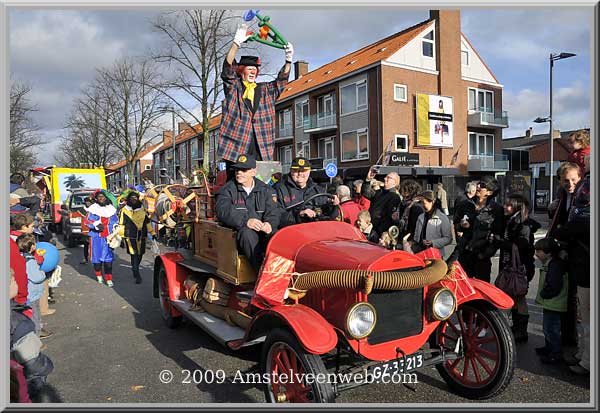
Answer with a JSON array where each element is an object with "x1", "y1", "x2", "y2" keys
[
  {"x1": 274, "y1": 174, "x2": 329, "y2": 227},
  {"x1": 216, "y1": 177, "x2": 281, "y2": 231}
]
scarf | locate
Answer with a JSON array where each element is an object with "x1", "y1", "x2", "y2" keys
[{"x1": 242, "y1": 81, "x2": 257, "y2": 101}]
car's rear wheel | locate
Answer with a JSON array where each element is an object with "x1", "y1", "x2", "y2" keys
[
  {"x1": 158, "y1": 266, "x2": 182, "y2": 329},
  {"x1": 434, "y1": 302, "x2": 515, "y2": 400},
  {"x1": 261, "y1": 328, "x2": 335, "y2": 403}
]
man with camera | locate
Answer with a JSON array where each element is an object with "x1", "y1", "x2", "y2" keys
[{"x1": 361, "y1": 166, "x2": 401, "y2": 237}]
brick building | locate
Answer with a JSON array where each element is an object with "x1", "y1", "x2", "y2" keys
[
  {"x1": 106, "y1": 142, "x2": 162, "y2": 191},
  {"x1": 274, "y1": 10, "x2": 509, "y2": 203}
]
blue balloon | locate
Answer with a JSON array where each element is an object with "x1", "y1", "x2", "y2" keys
[
  {"x1": 36, "y1": 242, "x2": 60, "y2": 272},
  {"x1": 243, "y1": 9, "x2": 259, "y2": 22}
]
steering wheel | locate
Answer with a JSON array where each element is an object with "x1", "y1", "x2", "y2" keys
[{"x1": 286, "y1": 193, "x2": 344, "y2": 223}]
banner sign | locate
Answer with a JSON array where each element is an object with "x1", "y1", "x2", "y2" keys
[
  {"x1": 388, "y1": 153, "x2": 420, "y2": 166},
  {"x1": 416, "y1": 93, "x2": 454, "y2": 148}
]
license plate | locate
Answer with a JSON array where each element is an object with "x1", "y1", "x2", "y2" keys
[{"x1": 367, "y1": 352, "x2": 424, "y2": 378}]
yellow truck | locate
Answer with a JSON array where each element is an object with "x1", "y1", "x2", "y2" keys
[{"x1": 31, "y1": 166, "x2": 107, "y2": 233}]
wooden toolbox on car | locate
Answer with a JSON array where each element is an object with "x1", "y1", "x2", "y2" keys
[{"x1": 194, "y1": 219, "x2": 256, "y2": 285}]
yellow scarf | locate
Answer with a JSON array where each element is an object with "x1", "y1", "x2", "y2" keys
[{"x1": 242, "y1": 81, "x2": 257, "y2": 101}]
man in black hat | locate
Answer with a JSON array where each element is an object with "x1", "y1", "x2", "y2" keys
[
  {"x1": 274, "y1": 157, "x2": 336, "y2": 228},
  {"x1": 218, "y1": 26, "x2": 294, "y2": 167},
  {"x1": 215, "y1": 154, "x2": 281, "y2": 271}
]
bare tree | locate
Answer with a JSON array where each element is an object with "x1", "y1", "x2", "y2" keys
[
  {"x1": 89, "y1": 58, "x2": 166, "y2": 182},
  {"x1": 55, "y1": 87, "x2": 119, "y2": 168},
  {"x1": 152, "y1": 10, "x2": 239, "y2": 171},
  {"x1": 10, "y1": 81, "x2": 43, "y2": 174}
]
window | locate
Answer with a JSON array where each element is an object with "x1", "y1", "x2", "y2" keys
[
  {"x1": 394, "y1": 84, "x2": 407, "y2": 102},
  {"x1": 341, "y1": 80, "x2": 367, "y2": 115},
  {"x1": 295, "y1": 100, "x2": 309, "y2": 128},
  {"x1": 296, "y1": 141, "x2": 310, "y2": 158},
  {"x1": 279, "y1": 109, "x2": 293, "y2": 136},
  {"x1": 145, "y1": 164, "x2": 152, "y2": 171},
  {"x1": 341, "y1": 128, "x2": 369, "y2": 161},
  {"x1": 279, "y1": 145, "x2": 292, "y2": 171},
  {"x1": 461, "y1": 50, "x2": 469, "y2": 66},
  {"x1": 394, "y1": 134, "x2": 409, "y2": 152},
  {"x1": 468, "y1": 87, "x2": 493, "y2": 113},
  {"x1": 317, "y1": 94, "x2": 335, "y2": 127},
  {"x1": 468, "y1": 133, "x2": 495, "y2": 157},
  {"x1": 422, "y1": 30, "x2": 434, "y2": 58},
  {"x1": 318, "y1": 137, "x2": 336, "y2": 164}
]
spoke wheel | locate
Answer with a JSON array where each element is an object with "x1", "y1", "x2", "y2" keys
[
  {"x1": 434, "y1": 302, "x2": 515, "y2": 399},
  {"x1": 262, "y1": 328, "x2": 334, "y2": 403},
  {"x1": 159, "y1": 266, "x2": 181, "y2": 329}
]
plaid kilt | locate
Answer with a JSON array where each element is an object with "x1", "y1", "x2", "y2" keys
[{"x1": 218, "y1": 59, "x2": 289, "y2": 162}]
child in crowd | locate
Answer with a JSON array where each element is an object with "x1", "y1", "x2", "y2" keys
[
  {"x1": 356, "y1": 210, "x2": 379, "y2": 243},
  {"x1": 16, "y1": 233, "x2": 48, "y2": 337},
  {"x1": 534, "y1": 238, "x2": 569, "y2": 364},
  {"x1": 567, "y1": 129, "x2": 590, "y2": 175}
]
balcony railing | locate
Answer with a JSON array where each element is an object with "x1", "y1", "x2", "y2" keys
[
  {"x1": 467, "y1": 110, "x2": 509, "y2": 128},
  {"x1": 304, "y1": 113, "x2": 337, "y2": 132},
  {"x1": 277, "y1": 125, "x2": 294, "y2": 140},
  {"x1": 467, "y1": 154, "x2": 510, "y2": 172}
]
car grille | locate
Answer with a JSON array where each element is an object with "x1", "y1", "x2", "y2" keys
[{"x1": 367, "y1": 288, "x2": 423, "y2": 345}]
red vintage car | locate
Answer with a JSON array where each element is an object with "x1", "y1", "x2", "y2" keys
[{"x1": 154, "y1": 211, "x2": 515, "y2": 402}]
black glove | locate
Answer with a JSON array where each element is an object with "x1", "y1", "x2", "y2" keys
[{"x1": 96, "y1": 223, "x2": 105, "y2": 232}]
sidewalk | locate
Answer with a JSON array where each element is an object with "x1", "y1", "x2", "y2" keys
[{"x1": 530, "y1": 212, "x2": 550, "y2": 239}]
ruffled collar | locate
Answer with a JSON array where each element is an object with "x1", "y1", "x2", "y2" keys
[{"x1": 88, "y1": 203, "x2": 117, "y2": 218}]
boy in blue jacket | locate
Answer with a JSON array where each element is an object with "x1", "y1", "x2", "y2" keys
[{"x1": 16, "y1": 233, "x2": 48, "y2": 336}]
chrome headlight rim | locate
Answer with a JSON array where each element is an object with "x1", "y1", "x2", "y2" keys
[
  {"x1": 345, "y1": 302, "x2": 377, "y2": 340},
  {"x1": 430, "y1": 288, "x2": 456, "y2": 321}
]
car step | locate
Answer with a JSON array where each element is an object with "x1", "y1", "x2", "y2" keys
[{"x1": 171, "y1": 299, "x2": 245, "y2": 346}]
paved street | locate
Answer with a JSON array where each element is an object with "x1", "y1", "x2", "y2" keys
[{"x1": 41, "y1": 224, "x2": 590, "y2": 404}]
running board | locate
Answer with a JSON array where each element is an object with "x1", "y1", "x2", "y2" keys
[{"x1": 171, "y1": 299, "x2": 246, "y2": 346}]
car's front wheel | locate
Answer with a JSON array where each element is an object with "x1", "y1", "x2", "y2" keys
[
  {"x1": 158, "y1": 265, "x2": 182, "y2": 329},
  {"x1": 261, "y1": 328, "x2": 335, "y2": 403},
  {"x1": 434, "y1": 301, "x2": 515, "y2": 400}
]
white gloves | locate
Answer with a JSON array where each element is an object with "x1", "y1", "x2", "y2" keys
[
  {"x1": 284, "y1": 42, "x2": 294, "y2": 62},
  {"x1": 233, "y1": 25, "x2": 251, "y2": 47}
]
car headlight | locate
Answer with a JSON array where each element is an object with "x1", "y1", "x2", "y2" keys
[
  {"x1": 430, "y1": 288, "x2": 456, "y2": 321},
  {"x1": 70, "y1": 217, "x2": 82, "y2": 224},
  {"x1": 346, "y1": 302, "x2": 377, "y2": 339}
]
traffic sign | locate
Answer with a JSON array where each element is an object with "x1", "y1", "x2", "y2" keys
[{"x1": 325, "y1": 162, "x2": 338, "y2": 178}]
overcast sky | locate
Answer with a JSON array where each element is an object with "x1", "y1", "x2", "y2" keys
[{"x1": 9, "y1": 7, "x2": 592, "y2": 166}]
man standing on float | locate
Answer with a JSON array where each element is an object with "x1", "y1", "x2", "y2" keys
[{"x1": 218, "y1": 25, "x2": 294, "y2": 171}]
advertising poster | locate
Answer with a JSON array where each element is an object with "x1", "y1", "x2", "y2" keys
[{"x1": 416, "y1": 93, "x2": 454, "y2": 148}]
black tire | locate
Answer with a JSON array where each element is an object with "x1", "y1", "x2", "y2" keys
[
  {"x1": 261, "y1": 328, "x2": 335, "y2": 403},
  {"x1": 433, "y1": 301, "x2": 515, "y2": 400},
  {"x1": 158, "y1": 266, "x2": 182, "y2": 329}
]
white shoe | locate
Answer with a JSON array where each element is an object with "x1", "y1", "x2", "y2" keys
[
  {"x1": 106, "y1": 280, "x2": 114, "y2": 288},
  {"x1": 97, "y1": 276, "x2": 104, "y2": 284}
]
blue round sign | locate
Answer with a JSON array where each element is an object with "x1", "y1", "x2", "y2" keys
[{"x1": 325, "y1": 162, "x2": 338, "y2": 178}]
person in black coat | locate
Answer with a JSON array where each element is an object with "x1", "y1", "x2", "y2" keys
[
  {"x1": 274, "y1": 157, "x2": 335, "y2": 227},
  {"x1": 395, "y1": 179, "x2": 424, "y2": 241},
  {"x1": 497, "y1": 193, "x2": 541, "y2": 342},
  {"x1": 216, "y1": 154, "x2": 281, "y2": 271},
  {"x1": 458, "y1": 176, "x2": 504, "y2": 283},
  {"x1": 548, "y1": 161, "x2": 590, "y2": 360},
  {"x1": 362, "y1": 167, "x2": 401, "y2": 237}
]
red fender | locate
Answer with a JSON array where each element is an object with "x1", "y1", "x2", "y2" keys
[
  {"x1": 251, "y1": 305, "x2": 338, "y2": 355},
  {"x1": 461, "y1": 278, "x2": 514, "y2": 309},
  {"x1": 155, "y1": 252, "x2": 186, "y2": 317}
]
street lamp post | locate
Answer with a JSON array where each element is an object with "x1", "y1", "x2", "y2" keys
[{"x1": 533, "y1": 51, "x2": 576, "y2": 206}]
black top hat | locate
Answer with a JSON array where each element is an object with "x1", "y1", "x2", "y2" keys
[
  {"x1": 238, "y1": 56, "x2": 261, "y2": 67},
  {"x1": 232, "y1": 154, "x2": 257, "y2": 169},
  {"x1": 290, "y1": 157, "x2": 311, "y2": 170}
]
